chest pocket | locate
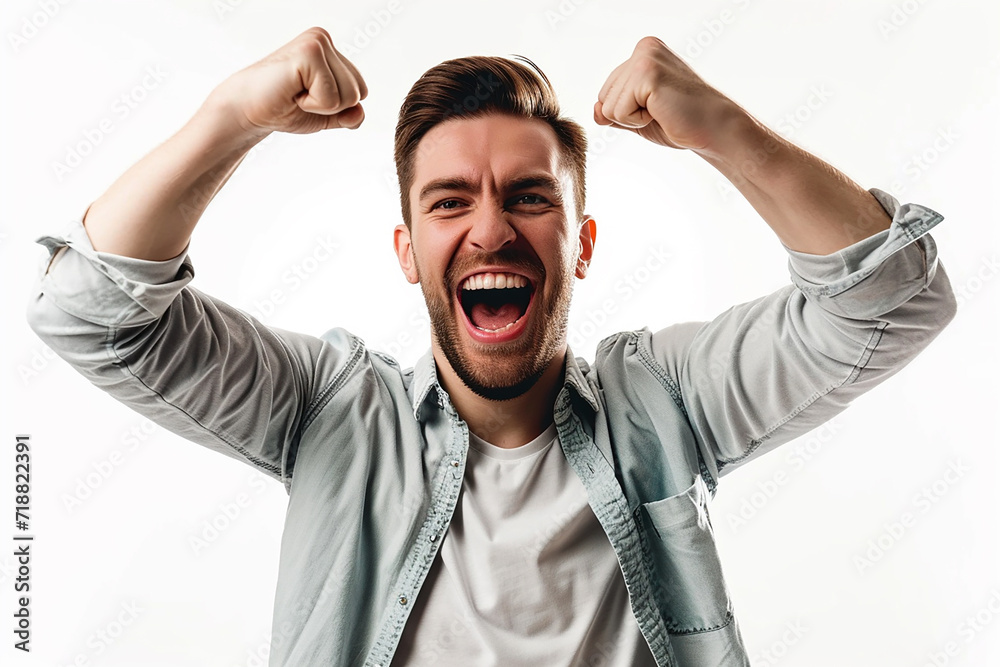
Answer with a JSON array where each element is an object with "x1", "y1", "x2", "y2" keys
[{"x1": 637, "y1": 476, "x2": 734, "y2": 636}]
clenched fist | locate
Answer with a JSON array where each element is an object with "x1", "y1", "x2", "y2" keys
[
  {"x1": 209, "y1": 26, "x2": 369, "y2": 136},
  {"x1": 594, "y1": 36, "x2": 740, "y2": 152}
]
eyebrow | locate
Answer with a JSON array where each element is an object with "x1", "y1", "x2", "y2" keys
[{"x1": 417, "y1": 173, "x2": 565, "y2": 204}]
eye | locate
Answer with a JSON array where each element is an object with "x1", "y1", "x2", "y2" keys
[
  {"x1": 509, "y1": 194, "x2": 549, "y2": 207},
  {"x1": 432, "y1": 199, "x2": 466, "y2": 211}
]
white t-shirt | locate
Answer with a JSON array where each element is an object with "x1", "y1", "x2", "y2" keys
[{"x1": 390, "y1": 423, "x2": 659, "y2": 666}]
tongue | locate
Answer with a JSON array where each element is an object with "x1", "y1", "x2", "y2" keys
[{"x1": 470, "y1": 302, "x2": 522, "y2": 331}]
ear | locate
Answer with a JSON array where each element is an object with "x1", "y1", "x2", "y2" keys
[
  {"x1": 393, "y1": 224, "x2": 420, "y2": 284},
  {"x1": 575, "y1": 216, "x2": 597, "y2": 279}
]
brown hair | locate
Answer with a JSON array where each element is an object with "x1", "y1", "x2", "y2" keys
[{"x1": 393, "y1": 55, "x2": 587, "y2": 228}]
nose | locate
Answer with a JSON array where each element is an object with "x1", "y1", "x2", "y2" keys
[{"x1": 466, "y1": 205, "x2": 517, "y2": 252}]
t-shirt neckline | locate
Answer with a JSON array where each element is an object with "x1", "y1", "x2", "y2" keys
[{"x1": 467, "y1": 422, "x2": 558, "y2": 461}]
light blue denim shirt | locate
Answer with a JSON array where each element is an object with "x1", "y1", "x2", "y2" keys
[{"x1": 26, "y1": 189, "x2": 956, "y2": 666}]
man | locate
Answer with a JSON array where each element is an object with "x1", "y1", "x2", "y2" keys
[{"x1": 27, "y1": 27, "x2": 955, "y2": 666}]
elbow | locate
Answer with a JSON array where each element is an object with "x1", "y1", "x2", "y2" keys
[
  {"x1": 25, "y1": 282, "x2": 57, "y2": 347},
  {"x1": 925, "y1": 257, "x2": 958, "y2": 336},
  {"x1": 24, "y1": 286, "x2": 77, "y2": 369},
  {"x1": 23, "y1": 276, "x2": 116, "y2": 377},
  {"x1": 879, "y1": 257, "x2": 958, "y2": 364}
]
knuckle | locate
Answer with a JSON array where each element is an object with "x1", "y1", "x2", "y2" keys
[
  {"x1": 297, "y1": 37, "x2": 326, "y2": 61},
  {"x1": 303, "y1": 26, "x2": 331, "y2": 42},
  {"x1": 632, "y1": 55, "x2": 660, "y2": 76},
  {"x1": 322, "y1": 79, "x2": 340, "y2": 101},
  {"x1": 636, "y1": 35, "x2": 664, "y2": 52}
]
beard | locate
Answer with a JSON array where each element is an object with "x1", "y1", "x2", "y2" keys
[{"x1": 417, "y1": 247, "x2": 574, "y2": 401}]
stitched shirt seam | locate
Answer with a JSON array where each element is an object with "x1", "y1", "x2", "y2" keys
[
  {"x1": 716, "y1": 320, "x2": 888, "y2": 470},
  {"x1": 301, "y1": 337, "x2": 366, "y2": 433},
  {"x1": 111, "y1": 325, "x2": 283, "y2": 477}
]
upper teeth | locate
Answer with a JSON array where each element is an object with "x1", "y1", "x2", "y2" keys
[{"x1": 461, "y1": 272, "x2": 529, "y2": 291}]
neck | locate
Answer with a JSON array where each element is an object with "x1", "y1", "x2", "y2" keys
[{"x1": 433, "y1": 345, "x2": 567, "y2": 449}]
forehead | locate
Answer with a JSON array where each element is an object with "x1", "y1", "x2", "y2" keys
[{"x1": 410, "y1": 114, "x2": 567, "y2": 190}]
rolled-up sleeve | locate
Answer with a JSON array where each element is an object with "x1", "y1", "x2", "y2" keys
[
  {"x1": 26, "y1": 219, "x2": 362, "y2": 491},
  {"x1": 649, "y1": 188, "x2": 957, "y2": 481}
]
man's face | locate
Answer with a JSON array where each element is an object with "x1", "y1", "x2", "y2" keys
[{"x1": 394, "y1": 113, "x2": 593, "y2": 401}]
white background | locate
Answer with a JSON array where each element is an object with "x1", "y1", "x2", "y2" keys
[{"x1": 2, "y1": 0, "x2": 998, "y2": 665}]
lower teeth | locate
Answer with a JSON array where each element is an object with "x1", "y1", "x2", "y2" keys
[{"x1": 475, "y1": 320, "x2": 518, "y2": 333}]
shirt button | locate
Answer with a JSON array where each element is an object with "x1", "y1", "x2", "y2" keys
[
  {"x1": 429, "y1": 533, "x2": 439, "y2": 542},
  {"x1": 450, "y1": 459, "x2": 460, "y2": 467},
  {"x1": 398, "y1": 595, "x2": 408, "y2": 605}
]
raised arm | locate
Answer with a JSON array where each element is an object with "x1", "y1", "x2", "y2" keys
[
  {"x1": 593, "y1": 36, "x2": 956, "y2": 483},
  {"x1": 594, "y1": 35, "x2": 892, "y2": 256},
  {"x1": 26, "y1": 28, "x2": 370, "y2": 489},
  {"x1": 84, "y1": 26, "x2": 367, "y2": 260}
]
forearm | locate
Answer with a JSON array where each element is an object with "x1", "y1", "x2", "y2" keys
[
  {"x1": 83, "y1": 98, "x2": 268, "y2": 261},
  {"x1": 695, "y1": 103, "x2": 891, "y2": 255}
]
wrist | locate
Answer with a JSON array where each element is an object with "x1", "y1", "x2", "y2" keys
[
  {"x1": 692, "y1": 102, "x2": 781, "y2": 166},
  {"x1": 697, "y1": 105, "x2": 798, "y2": 195},
  {"x1": 195, "y1": 90, "x2": 272, "y2": 153}
]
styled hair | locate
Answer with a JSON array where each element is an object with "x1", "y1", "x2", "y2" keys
[{"x1": 393, "y1": 55, "x2": 587, "y2": 227}]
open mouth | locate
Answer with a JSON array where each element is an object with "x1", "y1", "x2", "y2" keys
[{"x1": 457, "y1": 271, "x2": 534, "y2": 339}]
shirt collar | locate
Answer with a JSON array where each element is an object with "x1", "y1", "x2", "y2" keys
[
  {"x1": 410, "y1": 348, "x2": 441, "y2": 422},
  {"x1": 409, "y1": 346, "x2": 599, "y2": 422}
]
